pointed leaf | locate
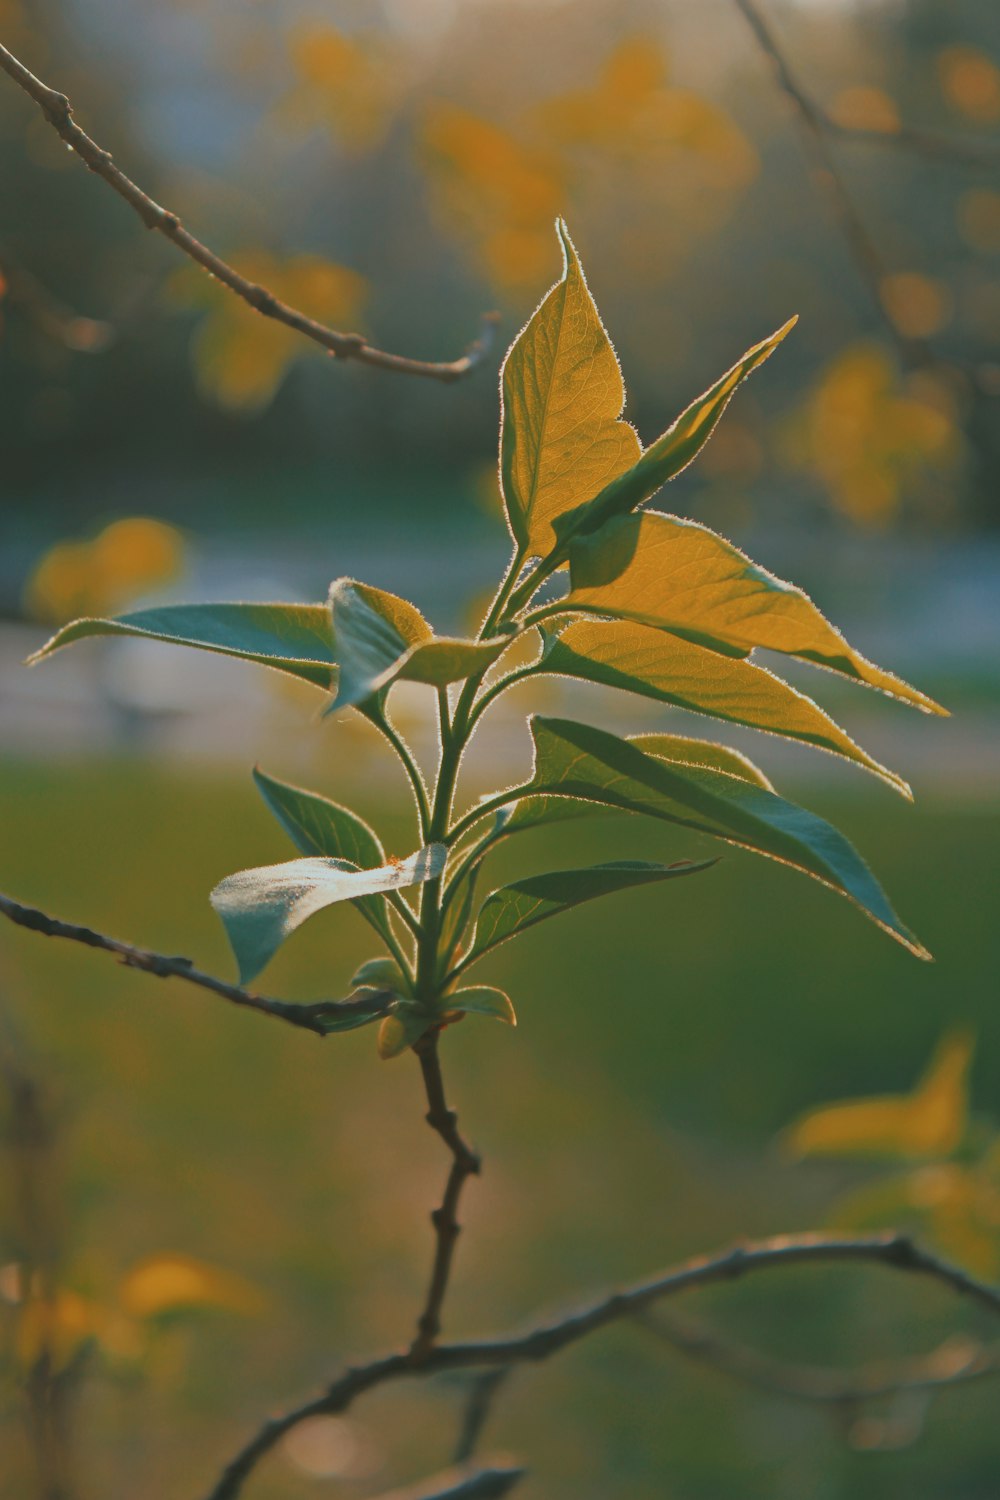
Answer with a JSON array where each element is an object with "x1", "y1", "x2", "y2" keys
[
  {"x1": 500, "y1": 219, "x2": 641, "y2": 556},
  {"x1": 443, "y1": 986, "x2": 517, "y2": 1025},
  {"x1": 566, "y1": 513, "x2": 945, "y2": 714},
  {"x1": 551, "y1": 319, "x2": 796, "y2": 549},
  {"x1": 519, "y1": 716, "x2": 928, "y2": 958},
  {"x1": 351, "y1": 956, "x2": 411, "y2": 994},
  {"x1": 327, "y1": 578, "x2": 513, "y2": 711},
  {"x1": 538, "y1": 618, "x2": 910, "y2": 796},
  {"x1": 211, "y1": 844, "x2": 446, "y2": 983},
  {"x1": 630, "y1": 733, "x2": 775, "y2": 790},
  {"x1": 784, "y1": 1031, "x2": 973, "y2": 1161},
  {"x1": 465, "y1": 858, "x2": 715, "y2": 965},
  {"x1": 253, "y1": 767, "x2": 394, "y2": 945},
  {"x1": 29, "y1": 602, "x2": 336, "y2": 688}
]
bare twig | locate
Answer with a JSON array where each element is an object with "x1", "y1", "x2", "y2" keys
[
  {"x1": 370, "y1": 1464, "x2": 525, "y2": 1500},
  {"x1": 637, "y1": 1308, "x2": 1000, "y2": 1406},
  {"x1": 0, "y1": 43, "x2": 498, "y2": 384},
  {"x1": 731, "y1": 0, "x2": 934, "y2": 371},
  {"x1": 453, "y1": 1370, "x2": 510, "y2": 1465},
  {"x1": 411, "y1": 1032, "x2": 481, "y2": 1359},
  {"x1": 0, "y1": 892, "x2": 392, "y2": 1036},
  {"x1": 204, "y1": 1229, "x2": 1000, "y2": 1497},
  {"x1": 826, "y1": 118, "x2": 1000, "y2": 169}
]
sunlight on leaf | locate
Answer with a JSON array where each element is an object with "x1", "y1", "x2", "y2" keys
[
  {"x1": 211, "y1": 845, "x2": 445, "y2": 983},
  {"x1": 565, "y1": 511, "x2": 944, "y2": 713},
  {"x1": 538, "y1": 617, "x2": 913, "y2": 796},
  {"x1": 500, "y1": 219, "x2": 641, "y2": 557}
]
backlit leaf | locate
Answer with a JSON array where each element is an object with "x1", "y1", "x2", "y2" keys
[
  {"x1": 442, "y1": 985, "x2": 517, "y2": 1025},
  {"x1": 511, "y1": 717, "x2": 928, "y2": 958},
  {"x1": 500, "y1": 219, "x2": 640, "y2": 556},
  {"x1": 30, "y1": 602, "x2": 336, "y2": 689},
  {"x1": 630, "y1": 733, "x2": 774, "y2": 789},
  {"x1": 377, "y1": 1004, "x2": 432, "y2": 1059},
  {"x1": 551, "y1": 318, "x2": 796, "y2": 549},
  {"x1": 565, "y1": 512, "x2": 944, "y2": 713},
  {"x1": 538, "y1": 619, "x2": 910, "y2": 796},
  {"x1": 785, "y1": 1031, "x2": 973, "y2": 1160},
  {"x1": 464, "y1": 858, "x2": 715, "y2": 965},
  {"x1": 328, "y1": 579, "x2": 513, "y2": 711},
  {"x1": 211, "y1": 844, "x2": 445, "y2": 983},
  {"x1": 253, "y1": 767, "x2": 393, "y2": 944},
  {"x1": 351, "y1": 956, "x2": 411, "y2": 994}
]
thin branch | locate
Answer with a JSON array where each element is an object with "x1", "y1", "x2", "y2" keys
[
  {"x1": 453, "y1": 1370, "x2": 510, "y2": 1465},
  {"x1": 826, "y1": 117, "x2": 1000, "y2": 169},
  {"x1": 0, "y1": 43, "x2": 498, "y2": 384},
  {"x1": 637, "y1": 1308, "x2": 1000, "y2": 1406},
  {"x1": 731, "y1": 0, "x2": 933, "y2": 373},
  {"x1": 203, "y1": 1229, "x2": 1000, "y2": 1497},
  {"x1": 370, "y1": 1464, "x2": 524, "y2": 1500},
  {"x1": 0, "y1": 893, "x2": 392, "y2": 1037},
  {"x1": 411, "y1": 1032, "x2": 481, "y2": 1359}
]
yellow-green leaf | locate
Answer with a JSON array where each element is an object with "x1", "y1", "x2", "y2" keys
[
  {"x1": 539, "y1": 619, "x2": 911, "y2": 797},
  {"x1": 629, "y1": 734, "x2": 775, "y2": 790},
  {"x1": 28, "y1": 602, "x2": 336, "y2": 688},
  {"x1": 785, "y1": 1030, "x2": 973, "y2": 1161},
  {"x1": 566, "y1": 512, "x2": 945, "y2": 714},
  {"x1": 500, "y1": 219, "x2": 641, "y2": 556},
  {"x1": 328, "y1": 578, "x2": 514, "y2": 711},
  {"x1": 551, "y1": 319, "x2": 796, "y2": 548},
  {"x1": 442, "y1": 986, "x2": 517, "y2": 1025}
]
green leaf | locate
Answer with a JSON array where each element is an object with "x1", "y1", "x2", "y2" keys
[
  {"x1": 565, "y1": 513, "x2": 945, "y2": 714},
  {"x1": 500, "y1": 219, "x2": 641, "y2": 557},
  {"x1": 351, "y1": 956, "x2": 411, "y2": 995},
  {"x1": 315, "y1": 991, "x2": 397, "y2": 1035},
  {"x1": 538, "y1": 619, "x2": 910, "y2": 797},
  {"x1": 210, "y1": 844, "x2": 446, "y2": 983},
  {"x1": 377, "y1": 1005, "x2": 432, "y2": 1059},
  {"x1": 252, "y1": 767, "x2": 394, "y2": 945},
  {"x1": 520, "y1": 716, "x2": 929, "y2": 959},
  {"x1": 550, "y1": 319, "x2": 796, "y2": 549},
  {"x1": 327, "y1": 579, "x2": 514, "y2": 712},
  {"x1": 630, "y1": 734, "x2": 775, "y2": 790},
  {"x1": 464, "y1": 858, "x2": 715, "y2": 966},
  {"x1": 28, "y1": 602, "x2": 336, "y2": 688},
  {"x1": 442, "y1": 986, "x2": 517, "y2": 1025}
]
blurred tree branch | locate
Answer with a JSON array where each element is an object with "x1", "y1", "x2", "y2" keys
[
  {"x1": 0, "y1": 893, "x2": 393, "y2": 1036},
  {"x1": 638, "y1": 1307, "x2": 1000, "y2": 1408},
  {"x1": 372, "y1": 1464, "x2": 525, "y2": 1500},
  {"x1": 0, "y1": 43, "x2": 498, "y2": 384},
  {"x1": 204, "y1": 1228, "x2": 1000, "y2": 1498},
  {"x1": 732, "y1": 0, "x2": 999, "y2": 396}
]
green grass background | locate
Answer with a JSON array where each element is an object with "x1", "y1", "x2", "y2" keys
[{"x1": 1, "y1": 754, "x2": 998, "y2": 1499}]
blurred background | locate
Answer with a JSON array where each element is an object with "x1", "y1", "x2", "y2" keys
[{"x1": 1, "y1": 0, "x2": 999, "y2": 1496}]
